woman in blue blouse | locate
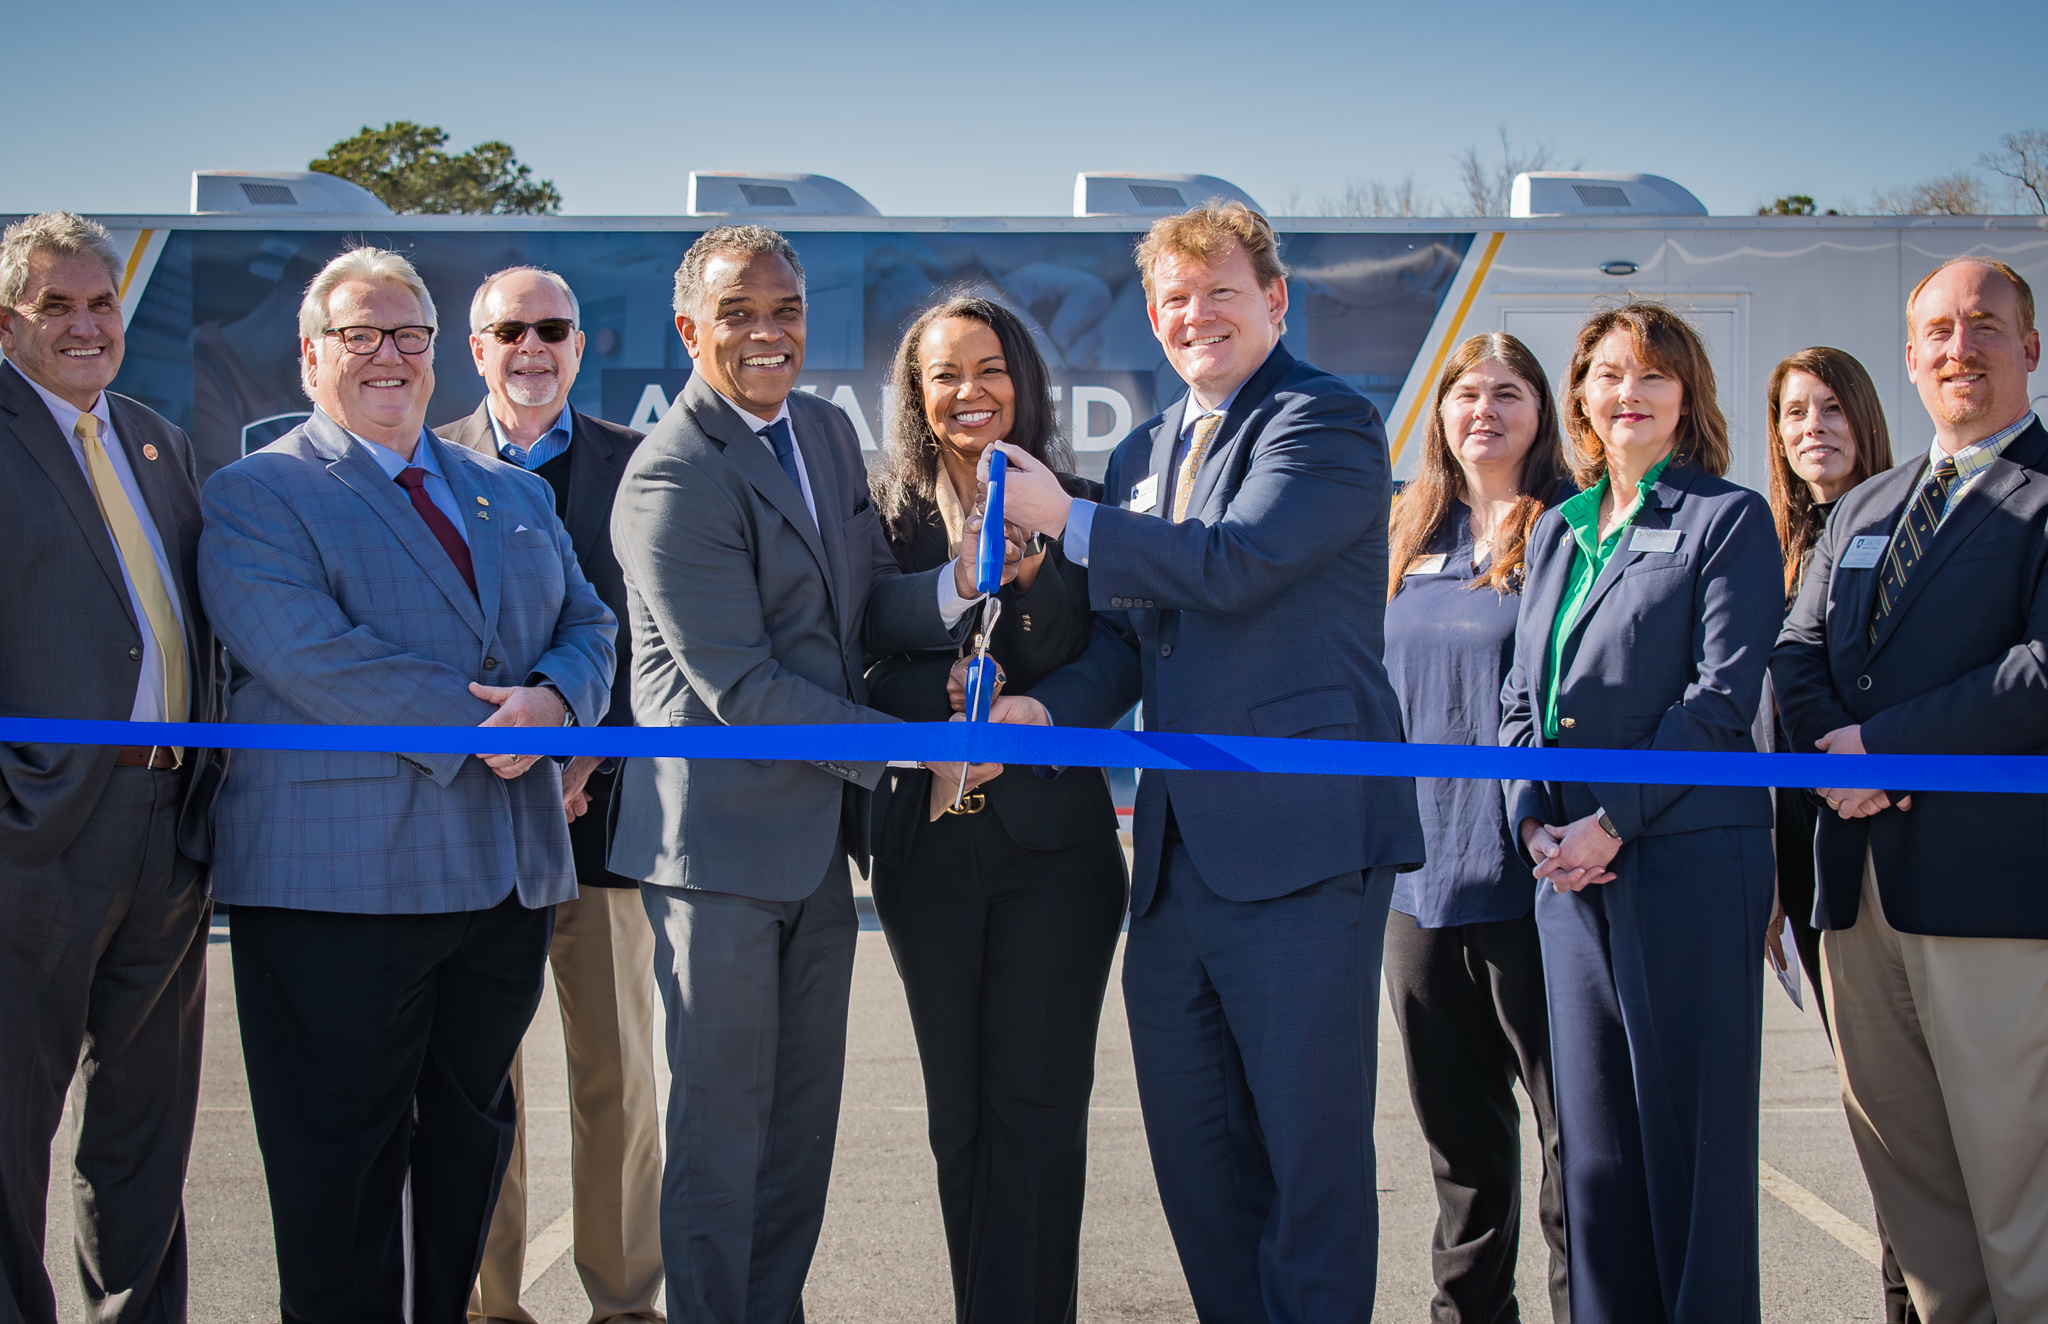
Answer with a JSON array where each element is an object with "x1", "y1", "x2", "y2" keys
[
  {"x1": 1384, "y1": 331, "x2": 1572, "y2": 1323},
  {"x1": 1501, "y1": 304, "x2": 1782, "y2": 1324}
]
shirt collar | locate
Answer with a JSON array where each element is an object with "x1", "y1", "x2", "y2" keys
[
  {"x1": 487, "y1": 400, "x2": 574, "y2": 457},
  {"x1": 341, "y1": 417, "x2": 444, "y2": 481},
  {"x1": 1931, "y1": 411, "x2": 2036, "y2": 481},
  {"x1": 7, "y1": 357, "x2": 110, "y2": 440},
  {"x1": 1179, "y1": 380, "x2": 1247, "y2": 442},
  {"x1": 713, "y1": 387, "x2": 792, "y2": 435},
  {"x1": 1559, "y1": 452, "x2": 1674, "y2": 543}
]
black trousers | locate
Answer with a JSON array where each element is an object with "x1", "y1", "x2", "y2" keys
[
  {"x1": 1384, "y1": 909, "x2": 1567, "y2": 1324},
  {"x1": 0, "y1": 765, "x2": 208, "y2": 1324},
  {"x1": 870, "y1": 809, "x2": 1127, "y2": 1324},
  {"x1": 229, "y1": 893, "x2": 553, "y2": 1324}
]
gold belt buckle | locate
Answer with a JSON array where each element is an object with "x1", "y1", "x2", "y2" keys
[{"x1": 944, "y1": 791, "x2": 986, "y2": 815}]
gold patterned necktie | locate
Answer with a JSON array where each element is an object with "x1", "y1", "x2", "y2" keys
[
  {"x1": 1171, "y1": 412, "x2": 1224, "y2": 522},
  {"x1": 1868, "y1": 455, "x2": 1959, "y2": 645},
  {"x1": 76, "y1": 413, "x2": 187, "y2": 755}
]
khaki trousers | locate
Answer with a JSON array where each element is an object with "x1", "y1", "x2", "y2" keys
[
  {"x1": 471, "y1": 886, "x2": 665, "y2": 1323},
  {"x1": 1822, "y1": 857, "x2": 2048, "y2": 1324}
]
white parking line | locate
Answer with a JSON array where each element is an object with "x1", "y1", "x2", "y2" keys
[
  {"x1": 1759, "y1": 1161, "x2": 1881, "y2": 1266},
  {"x1": 523, "y1": 1207, "x2": 576, "y2": 1291}
]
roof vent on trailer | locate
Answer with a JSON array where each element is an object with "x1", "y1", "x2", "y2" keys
[
  {"x1": 1074, "y1": 173, "x2": 1263, "y2": 217},
  {"x1": 1510, "y1": 172, "x2": 1707, "y2": 218},
  {"x1": 686, "y1": 172, "x2": 881, "y2": 217},
  {"x1": 191, "y1": 170, "x2": 394, "y2": 216}
]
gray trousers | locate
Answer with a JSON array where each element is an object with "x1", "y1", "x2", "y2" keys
[
  {"x1": 640, "y1": 856, "x2": 856, "y2": 1324},
  {"x1": 0, "y1": 766, "x2": 209, "y2": 1324}
]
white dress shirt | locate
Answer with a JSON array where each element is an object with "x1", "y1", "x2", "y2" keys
[
  {"x1": 9, "y1": 359, "x2": 188, "y2": 721},
  {"x1": 713, "y1": 388, "x2": 974, "y2": 627}
]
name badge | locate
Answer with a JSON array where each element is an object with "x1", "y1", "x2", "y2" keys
[
  {"x1": 1407, "y1": 554, "x2": 1448, "y2": 575},
  {"x1": 1839, "y1": 535, "x2": 1889, "y2": 569},
  {"x1": 1130, "y1": 473, "x2": 1161, "y2": 514},
  {"x1": 1629, "y1": 528, "x2": 1683, "y2": 554}
]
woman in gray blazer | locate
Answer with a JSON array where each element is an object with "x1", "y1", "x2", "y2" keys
[{"x1": 1500, "y1": 303, "x2": 1782, "y2": 1324}]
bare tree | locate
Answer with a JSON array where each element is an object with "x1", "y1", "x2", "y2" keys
[
  {"x1": 1457, "y1": 127, "x2": 1574, "y2": 216},
  {"x1": 1310, "y1": 175, "x2": 1436, "y2": 217},
  {"x1": 1981, "y1": 129, "x2": 2048, "y2": 214},
  {"x1": 1870, "y1": 170, "x2": 1991, "y2": 216}
]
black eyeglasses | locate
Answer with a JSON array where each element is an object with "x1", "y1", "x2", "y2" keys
[
  {"x1": 325, "y1": 325, "x2": 434, "y2": 355},
  {"x1": 481, "y1": 318, "x2": 576, "y2": 345}
]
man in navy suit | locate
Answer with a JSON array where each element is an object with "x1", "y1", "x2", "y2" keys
[
  {"x1": 1773, "y1": 256, "x2": 2047, "y2": 1322},
  {"x1": 991, "y1": 201, "x2": 1424, "y2": 1324}
]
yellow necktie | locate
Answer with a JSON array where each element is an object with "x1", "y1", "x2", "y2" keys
[
  {"x1": 76, "y1": 414, "x2": 188, "y2": 753},
  {"x1": 1172, "y1": 412, "x2": 1224, "y2": 522}
]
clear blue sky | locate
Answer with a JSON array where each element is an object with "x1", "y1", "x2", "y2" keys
[{"x1": 8, "y1": 0, "x2": 2043, "y2": 219}]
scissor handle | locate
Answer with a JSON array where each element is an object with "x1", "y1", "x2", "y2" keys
[{"x1": 976, "y1": 450, "x2": 1007, "y2": 595}]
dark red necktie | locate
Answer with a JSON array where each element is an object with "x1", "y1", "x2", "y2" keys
[{"x1": 394, "y1": 467, "x2": 478, "y2": 599}]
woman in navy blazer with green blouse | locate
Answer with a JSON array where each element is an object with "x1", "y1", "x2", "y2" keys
[{"x1": 1499, "y1": 303, "x2": 1782, "y2": 1324}]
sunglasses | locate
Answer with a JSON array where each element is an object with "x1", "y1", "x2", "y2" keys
[{"x1": 481, "y1": 318, "x2": 576, "y2": 345}]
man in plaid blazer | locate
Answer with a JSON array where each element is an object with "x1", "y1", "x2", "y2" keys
[{"x1": 197, "y1": 247, "x2": 615, "y2": 1322}]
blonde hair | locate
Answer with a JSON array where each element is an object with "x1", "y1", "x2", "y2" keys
[
  {"x1": 1562, "y1": 302, "x2": 1730, "y2": 487},
  {"x1": 1135, "y1": 200, "x2": 1287, "y2": 332},
  {"x1": 297, "y1": 246, "x2": 438, "y2": 342}
]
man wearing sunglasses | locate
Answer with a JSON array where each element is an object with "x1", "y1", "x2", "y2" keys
[
  {"x1": 197, "y1": 247, "x2": 617, "y2": 1321},
  {"x1": 437, "y1": 267, "x2": 662, "y2": 1324}
]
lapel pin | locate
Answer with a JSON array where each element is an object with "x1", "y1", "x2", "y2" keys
[
  {"x1": 477, "y1": 496, "x2": 489, "y2": 506},
  {"x1": 142, "y1": 444, "x2": 159, "y2": 461},
  {"x1": 477, "y1": 511, "x2": 490, "y2": 521}
]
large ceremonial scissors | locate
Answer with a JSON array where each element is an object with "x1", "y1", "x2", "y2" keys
[{"x1": 953, "y1": 449, "x2": 1006, "y2": 810}]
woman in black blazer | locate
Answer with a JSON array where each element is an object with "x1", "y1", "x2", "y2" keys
[
  {"x1": 864, "y1": 295, "x2": 1127, "y2": 1324},
  {"x1": 1499, "y1": 303, "x2": 1782, "y2": 1324}
]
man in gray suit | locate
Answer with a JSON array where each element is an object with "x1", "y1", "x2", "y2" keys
[
  {"x1": 0, "y1": 212, "x2": 225, "y2": 1324},
  {"x1": 198, "y1": 246, "x2": 615, "y2": 1322},
  {"x1": 608, "y1": 225, "x2": 985, "y2": 1323}
]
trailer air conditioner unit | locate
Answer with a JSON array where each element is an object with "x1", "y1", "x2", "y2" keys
[
  {"x1": 1074, "y1": 173, "x2": 1263, "y2": 217},
  {"x1": 1511, "y1": 172, "x2": 1707, "y2": 218},
  {"x1": 686, "y1": 172, "x2": 881, "y2": 217},
  {"x1": 191, "y1": 170, "x2": 394, "y2": 216}
]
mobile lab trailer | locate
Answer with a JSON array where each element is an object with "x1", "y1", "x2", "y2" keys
[{"x1": 53, "y1": 189, "x2": 2047, "y2": 492}]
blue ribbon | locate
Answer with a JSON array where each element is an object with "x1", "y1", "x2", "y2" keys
[{"x1": 4, "y1": 717, "x2": 2044, "y2": 793}]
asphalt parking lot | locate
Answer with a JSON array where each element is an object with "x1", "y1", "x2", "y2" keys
[{"x1": 42, "y1": 890, "x2": 1893, "y2": 1322}]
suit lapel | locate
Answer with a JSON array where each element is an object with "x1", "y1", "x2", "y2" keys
[
  {"x1": 790, "y1": 403, "x2": 852, "y2": 637},
  {"x1": 1146, "y1": 397, "x2": 1183, "y2": 508},
  {"x1": 564, "y1": 411, "x2": 619, "y2": 571},
  {"x1": 1183, "y1": 345, "x2": 1293, "y2": 523},
  {"x1": 1524, "y1": 520, "x2": 1577, "y2": 744},
  {"x1": 313, "y1": 413, "x2": 490, "y2": 642},
  {"x1": 1829, "y1": 462, "x2": 1919, "y2": 670},
  {"x1": 685, "y1": 377, "x2": 831, "y2": 581},
  {"x1": 438, "y1": 438, "x2": 503, "y2": 640},
  {"x1": 1564, "y1": 463, "x2": 1697, "y2": 652},
  {"x1": 3, "y1": 373, "x2": 135, "y2": 625},
  {"x1": 108, "y1": 396, "x2": 206, "y2": 686},
  {"x1": 1870, "y1": 452, "x2": 2030, "y2": 658},
  {"x1": 440, "y1": 401, "x2": 496, "y2": 458}
]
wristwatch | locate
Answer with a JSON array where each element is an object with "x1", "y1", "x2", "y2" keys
[
  {"x1": 1595, "y1": 807, "x2": 1622, "y2": 841},
  {"x1": 536, "y1": 680, "x2": 576, "y2": 726}
]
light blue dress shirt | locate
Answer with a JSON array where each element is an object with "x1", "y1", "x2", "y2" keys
[
  {"x1": 488, "y1": 402, "x2": 574, "y2": 471},
  {"x1": 1063, "y1": 379, "x2": 1246, "y2": 567},
  {"x1": 348, "y1": 420, "x2": 470, "y2": 546}
]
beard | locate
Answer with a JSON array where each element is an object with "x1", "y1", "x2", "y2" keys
[{"x1": 505, "y1": 368, "x2": 560, "y2": 408}]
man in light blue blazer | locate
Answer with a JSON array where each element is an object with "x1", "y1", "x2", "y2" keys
[{"x1": 198, "y1": 247, "x2": 615, "y2": 1323}]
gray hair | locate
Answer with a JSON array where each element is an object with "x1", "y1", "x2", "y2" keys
[
  {"x1": 469, "y1": 265, "x2": 580, "y2": 334},
  {"x1": 0, "y1": 212, "x2": 124, "y2": 308},
  {"x1": 672, "y1": 225, "x2": 805, "y2": 320},
  {"x1": 297, "y1": 246, "x2": 438, "y2": 344}
]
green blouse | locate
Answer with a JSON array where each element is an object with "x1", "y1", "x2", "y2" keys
[{"x1": 1543, "y1": 453, "x2": 1674, "y2": 739}]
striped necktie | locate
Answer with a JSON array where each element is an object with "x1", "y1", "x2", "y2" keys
[
  {"x1": 1172, "y1": 412, "x2": 1224, "y2": 522},
  {"x1": 76, "y1": 414, "x2": 188, "y2": 753},
  {"x1": 1869, "y1": 455, "x2": 1959, "y2": 644}
]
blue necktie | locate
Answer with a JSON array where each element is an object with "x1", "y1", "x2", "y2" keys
[{"x1": 759, "y1": 419, "x2": 806, "y2": 501}]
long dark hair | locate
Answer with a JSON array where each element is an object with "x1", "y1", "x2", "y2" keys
[
  {"x1": 871, "y1": 294, "x2": 1074, "y2": 543},
  {"x1": 1765, "y1": 347, "x2": 1894, "y2": 601},
  {"x1": 1387, "y1": 332, "x2": 1568, "y2": 601}
]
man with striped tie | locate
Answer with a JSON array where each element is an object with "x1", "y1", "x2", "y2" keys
[
  {"x1": 0, "y1": 212, "x2": 225, "y2": 1323},
  {"x1": 1773, "y1": 255, "x2": 2047, "y2": 1322}
]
